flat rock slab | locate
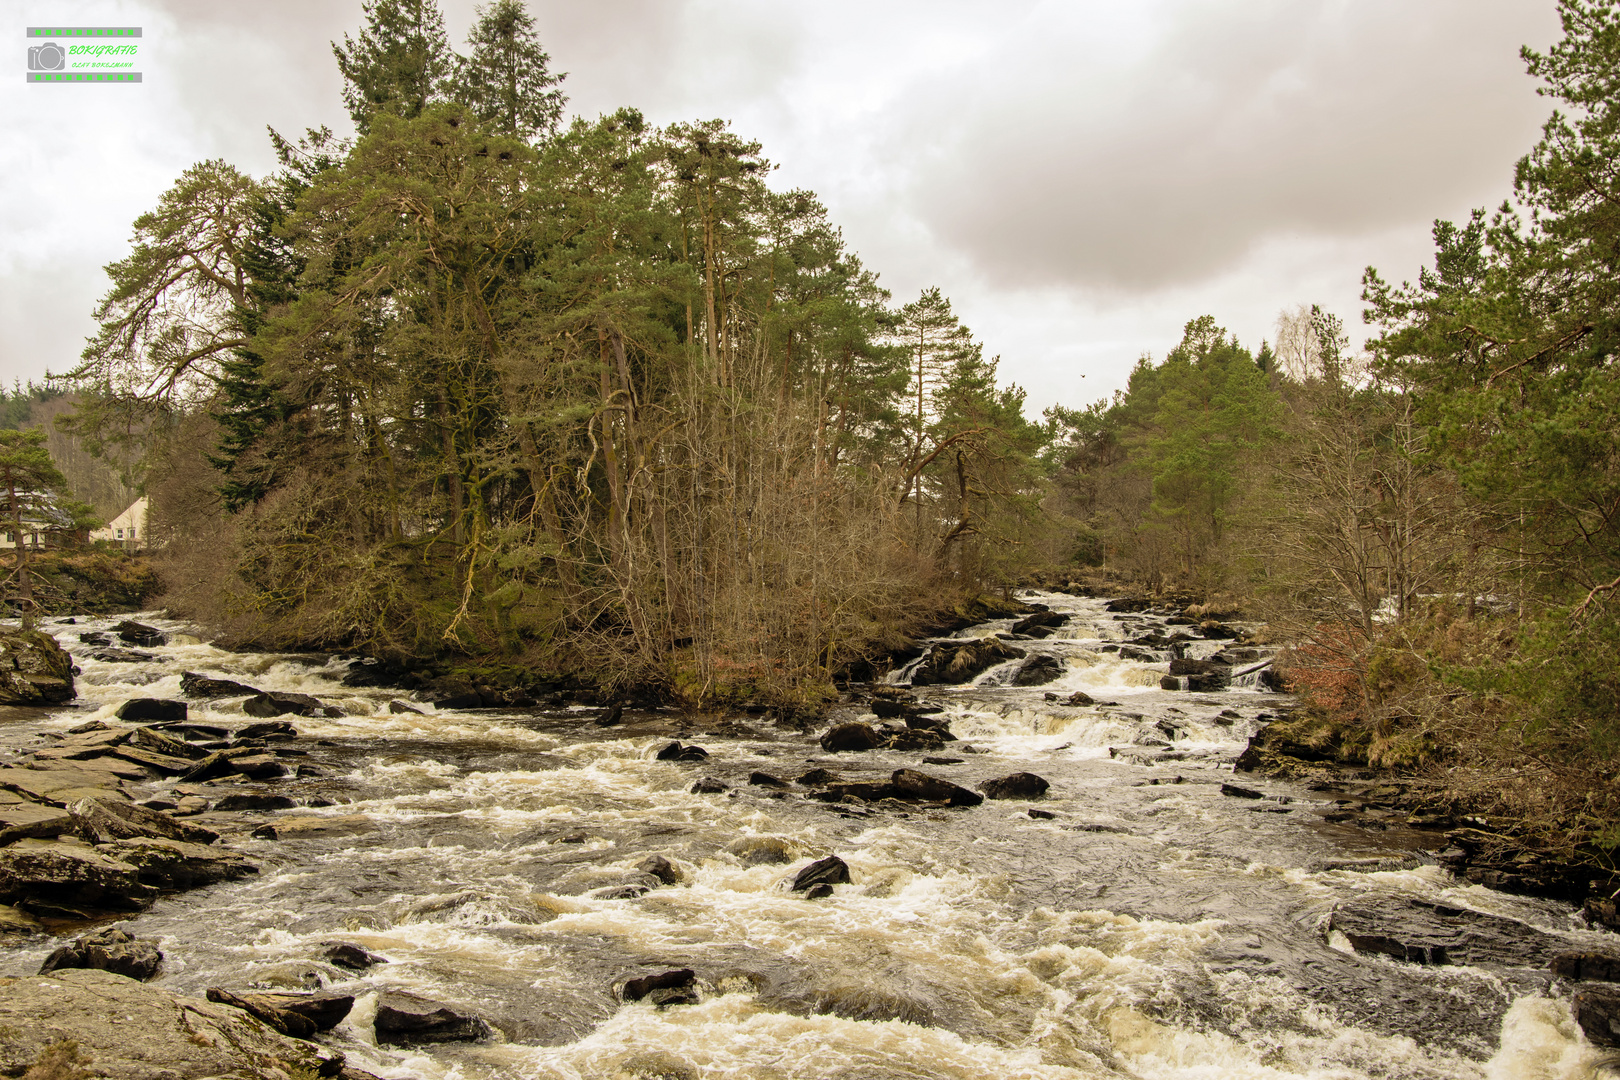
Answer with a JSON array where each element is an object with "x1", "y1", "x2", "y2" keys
[
  {"x1": 101, "y1": 837, "x2": 258, "y2": 890},
  {"x1": 0, "y1": 839, "x2": 153, "y2": 914},
  {"x1": 0, "y1": 967, "x2": 344, "y2": 1079},
  {"x1": 374, "y1": 990, "x2": 491, "y2": 1044},
  {"x1": 72, "y1": 796, "x2": 219, "y2": 845},
  {"x1": 251, "y1": 815, "x2": 372, "y2": 841},
  {"x1": 0, "y1": 801, "x2": 74, "y2": 845},
  {"x1": 0, "y1": 767, "x2": 131, "y2": 806},
  {"x1": 1329, "y1": 897, "x2": 1564, "y2": 968}
]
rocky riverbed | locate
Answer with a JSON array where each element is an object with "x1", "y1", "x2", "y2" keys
[{"x1": 1, "y1": 594, "x2": 1617, "y2": 1079}]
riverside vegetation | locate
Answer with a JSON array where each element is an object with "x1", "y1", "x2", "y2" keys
[{"x1": 9, "y1": 0, "x2": 1620, "y2": 916}]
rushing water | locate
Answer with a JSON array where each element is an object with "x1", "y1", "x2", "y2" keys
[{"x1": 1, "y1": 592, "x2": 1612, "y2": 1080}]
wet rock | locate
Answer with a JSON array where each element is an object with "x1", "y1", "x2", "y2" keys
[
  {"x1": 886, "y1": 727, "x2": 946, "y2": 751},
  {"x1": 1259, "y1": 667, "x2": 1289, "y2": 692},
  {"x1": 810, "y1": 782, "x2": 901, "y2": 803},
  {"x1": 791, "y1": 855, "x2": 850, "y2": 893},
  {"x1": 0, "y1": 797, "x2": 74, "y2": 845},
  {"x1": 749, "y1": 771, "x2": 790, "y2": 788},
  {"x1": 621, "y1": 968, "x2": 698, "y2": 1005},
  {"x1": 591, "y1": 882, "x2": 651, "y2": 900},
  {"x1": 655, "y1": 740, "x2": 709, "y2": 762},
  {"x1": 374, "y1": 990, "x2": 492, "y2": 1045},
  {"x1": 1552, "y1": 952, "x2": 1620, "y2": 982},
  {"x1": 637, "y1": 855, "x2": 682, "y2": 885},
  {"x1": 227, "y1": 754, "x2": 292, "y2": 781},
  {"x1": 388, "y1": 699, "x2": 423, "y2": 715},
  {"x1": 1574, "y1": 985, "x2": 1620, "y2": 1047},
  {"x1": 1585, "y1": 897, "x2": 1620, "y2": 932},
  {"x1": 1012, "y1": 654, "x2": 1065, "y2": 686},
  {"x1": 39, "y1": 926, "x2": 162, "y2": 981},
  {"x1": 978, "y1": 772, "x2": 1050, "y2": 800},
  {"x1": 910, "y1": 638, "x2": 1026, "y2": 687},
  {"x1": 0, "y1": 839, "x2": 152, "y2": 914},
  {"x1": 819, "y1": 722, "x2": 884, "y2": 752},
  {"x1": 795, "y1": 768, "x2": 844, "y2": 787},
  {"x1": 1028, "y1": 809, "x2": 1057, "y2": 820},
  {"x1": 88, "y1": 647, "x2": 163, "y2": 663},
  {"x1": 323, "y1": 941, "x2": 386, "y2": 969},
  {"x1": 70, "y1": 795, "x2": 219, "y2": 845},
  {"x1": 213, "y1": 793, "x2": 299, "y2": 811},
  {"x1": 243, "y1": 691, "x2": 325, "y2": 718},
  {"x1": 180, "y1": 671, "x2": 262, "y2": 698},
  {"x1": 0, "y1": 765, "x2": 132, "y2": 807},
  {"x1": 130, "y1": 724, "x2": 208, "y2": 760},
  {"x1": 892, "y1": 768, "x2": 983, "y2": 806},
  {"x1": 113, "y1": 620, "x2": 168, "y2": 647},
  {"x1": 105, "y1": 836, "x2": 257, "y2": 890},
  {"x1": 209, "y1": 989, "x2": 355, "y2": 1038},
  {"x1": 1064, "y1": 691, "x2": 1095, "y2": 706},
  {"x1": 0, "y1": 903, "x2": 42, "y2": 935},
  {"x1": 1328, "y1": 897, "x2": 1563, "y2": 967},
  {"x1": 922, "y1": 756, "x2": 965, "y2": 766},
  {"x1": 595, "y1": 702, "x2": 624, "y2": 726},
  {"x1": 1220, "y1": 783, "x2": 1264, "y2": 799},
  {"x1": 690, "y1": 777, "x2": 729, "y2": 794},
  {"x1": 173, "y1": 795, "x2": 210, "y2": 815},
  {"x1": 0, "y1": 630, "x2": 76, "y2": 705},
  {"x1": 78, "y1": 631, "x2": 111, "y2": 645},
  {"x1": 869, "y1": 697, "x2": 912, "y2": 719},
  {"x1": 1011, "y1": 611, "x2": 1067, "y2": 637},
  {"x1": 1168, "y1": 657, "x2": 1231, "y2": 692},
  {"x1": 252, "y1": 815, "x2": 372, "y2": 841},
  {"x1": 238, "y1": 720, "x2": 298, "y2": 739},
  {"x1": 0, "y1": 968, "x2": 346, "y2": 1078}
]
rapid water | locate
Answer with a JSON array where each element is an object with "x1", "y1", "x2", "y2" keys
[{"x1": 1, "y1": 593, "x2": 1611, "y2": 1080}]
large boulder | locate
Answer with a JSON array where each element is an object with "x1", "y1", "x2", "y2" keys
[
  {"x1": 180, "y1": 671, "x2": 261, "y2": 698},
  {"x1": 373, "y1": 991, "x2": 491, "y2": 1045},
  {"x1": 791, "y1": 855, "x2": 850, "y2": 894},
  {"x1": 0, "y1": 629, "x2": 75, "y2": 705},
  {"x1": 0, "y1": 967, "x2": 347, "y2": 1078},
  {"x1": 891, "y1": 768, "x2": 983, "y2": 806},
  {"x1": 1010, "y1": 611, "x2": 1067, "y2": 638},
  {"x1": 1574, "y1": 984, "x2": 1620, "y2": 1048},
  {"x1": 819, "y1": 722, "x2": 885, "y2": 752},
  {"x1": 910, "y1": 638, "x2": 1025, "y2": 687},
  {"x1": 979, "y1": 772, "x2": 1050, "y2": 800},
  {"x1": 71, "y1": 796, "x2": 219, "y2": 845},
  {"x1": 115, "y1": 698, "x2": 187, "y2": 723},
  {"x1": 38, "y1": 926, "x2": 162, "y2": 981},
  {"x1": 243, "y1": 691, "x2": 326, "y2": 718},
  {"x1": 113, "y1": 620, "x2": 169, "y2": 647},
  {"x1": 100, "y1": 837, "x2": 258, "y2": 890},
  {"x1": 0, "y1": 838, "x2": 154, "y2": 914},
  {"x1": 1011, "y1": 654, "x2": 1065, "y2": 686}
]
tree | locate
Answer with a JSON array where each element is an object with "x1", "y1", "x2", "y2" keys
[
  {"x1": 332, "y1": 0, "x2": 455, "y2": 134},
  {"x1": 454, "y1": 0, "x2": 566, "y2": 141},
  {"x1": 0, "y1": 430, "x2": 71, "y2": 630},
  {"x1": 894, "y1": 287, "x2": 978, "y2": 543}
]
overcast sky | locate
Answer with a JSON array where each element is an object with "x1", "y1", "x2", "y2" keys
[{"x1": 1, "y1": 0, "x2": 1561, "y2": 412}]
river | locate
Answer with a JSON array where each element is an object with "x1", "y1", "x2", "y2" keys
[{"x1": 0, "y1": 591, "x2": 1608, "y2": 1080}]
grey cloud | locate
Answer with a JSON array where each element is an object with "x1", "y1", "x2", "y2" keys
[{"x1": 897, "y1": 0, "x2": 1560, "y2": 290}]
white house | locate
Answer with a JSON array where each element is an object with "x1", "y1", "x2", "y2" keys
[{"x1": 90, "y1": 497, "x2": 149, "y2": 549}]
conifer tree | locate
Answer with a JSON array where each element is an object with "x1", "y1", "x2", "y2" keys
[
  {"x1": 0, "y1": 430, "x2": 71, "y2": 630},
  {"x1": 454, "y1": 0, "x2": 566, "y2": 141},
  {"x1": 332, "y1": 0, "x2": 455, "y2": 133}
]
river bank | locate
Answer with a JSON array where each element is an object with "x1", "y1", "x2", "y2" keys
[{"x1": 1, "y1": 593, "x2": 1616, "y2": 1078}]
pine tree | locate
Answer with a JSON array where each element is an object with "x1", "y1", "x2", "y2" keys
[
  {"x1": 332, "y1": 0, "x2": 454, "y2": 133},
  {"x1": 0, "y1": 430, "x2": 71, "y2": 630},
  {"x1": 454, "y1": 0, "x2": 566, "y2": 141}
]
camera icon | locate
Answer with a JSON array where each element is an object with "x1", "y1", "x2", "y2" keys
[{"x1": 28, "y1": 41, "x2": 66, "y2": 71}]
